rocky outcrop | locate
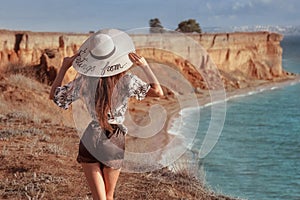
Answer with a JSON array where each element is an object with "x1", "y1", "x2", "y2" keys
[
  {"x1": 194, "y1": 32, "x2": 283, "y2": 79},
  {"x1": 0, "y1": 29, "x2": 286, "y2": 87},
  {"x1": 0, "y1": 30, "x2": 88, "y2": 82}
]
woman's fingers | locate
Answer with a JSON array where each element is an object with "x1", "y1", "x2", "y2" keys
[
  {"x1": 129, "y1": 53, "x2": 145, "y2": 66},
  {"x1": 128, "y1": 53, "x2": 141, "y2": 62},
  {"x1": 128, "y1": 53, "x2": 137, "y2": 62},
  {"x1": 128, "y1": 52, "x2": 149, "y2": 67}
]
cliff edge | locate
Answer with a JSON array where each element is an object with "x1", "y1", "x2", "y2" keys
[{"x1": 0, "y1": 29, "x2": 293, "y2": 90}]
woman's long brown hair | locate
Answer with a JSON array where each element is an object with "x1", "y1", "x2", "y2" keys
[{"x1": 95, "y1": 72, "x2": 125, "y2": 133}]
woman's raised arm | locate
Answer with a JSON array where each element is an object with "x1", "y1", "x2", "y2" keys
[
  {"x1": 49, "y1": 54, "x2": 78, "y2": 99},
  {"x1": 128, "y1": 53, "x2": 164, "y2": 97}
]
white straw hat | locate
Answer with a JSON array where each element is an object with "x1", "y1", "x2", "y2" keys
[{"x1": 73, "y1": 29, "x2": 135, "y2": 77}]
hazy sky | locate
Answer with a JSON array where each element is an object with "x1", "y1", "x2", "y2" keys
[{"x1": 0, "y1": 0, "x2": 299, "y2": 32}]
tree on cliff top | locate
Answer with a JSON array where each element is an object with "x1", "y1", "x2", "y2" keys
[
  {"x1": 176, "y1": 19, "x2": 202, "y2": 33},
  {"x1": 149, "y1": 18, "x2": 165, "y2": 33}
]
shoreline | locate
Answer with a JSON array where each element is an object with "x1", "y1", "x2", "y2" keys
[
  {"x1": 125, "y1": 74, "x2": 300, "y2": 174},
  {"x1": 170, "y1": 74, "x2": 300, "y2": 119},
  {"x1": 167, "y1": 73, "x2": 300, "y2": 122},
  {"x1": 151, "y1": 74, "x2": 300, "y2": 198},
  {"x1": 223, "y1": 75, "x2": 300, "y2": 105},
  {"x1": 161, "y1": 74, "x2": 300, "y2": 164}
]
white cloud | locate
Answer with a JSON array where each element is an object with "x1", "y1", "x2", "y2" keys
[
  {"x1": 258, "y1": 0, "x2": 272, "y2": 4},
  {"x1": 232, "y1": 2, "x2": 243, "y2": 10},
  {"x1": 232, "y1": 1, "x2": 253, "y2": 11},
  {"x1": 206, "y1": 2, "x2": 212, "y2": 11},
  {"x1": 229, "y1": 15, "x2": 237, "y2": 20}
]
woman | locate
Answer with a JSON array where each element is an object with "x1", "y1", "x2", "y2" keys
[{"x1": 49, "y1": 29, "x2": 163, "y2": 200}]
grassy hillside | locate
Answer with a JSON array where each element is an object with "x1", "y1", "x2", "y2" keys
[{"x1": 0, "y1": 72, "x2": 239, "y2": 199}]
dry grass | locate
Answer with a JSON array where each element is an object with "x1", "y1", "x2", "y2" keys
[
  {"x1": 115, "y1": 167, "x2": 236, "y2": 200},
  {"x1": 0, "y1": 70, "x2": 240, "y2": 200},
  {"x1": 8, "y1": 73, "x2": 44, "y2": 91},
  {"x1": 0, "y1": 113, "x2": 86, "y2": 199},
  {"x1": 1, "y1": 171, "x2": 67, "y2": 200},
  {"x1": 0, "y1": 72, "x2": 74, "y2": 127}
]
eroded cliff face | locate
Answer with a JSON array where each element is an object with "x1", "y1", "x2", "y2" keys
[
  {"x1": 0, "y1": 29, "x2": 285, "y2": 88},
  {"x1": 0, "y1": 30, "x2": 89, "y2": 83},
  {"x1": 195, "y1": 32, "x2": 284, "y2": 79}
]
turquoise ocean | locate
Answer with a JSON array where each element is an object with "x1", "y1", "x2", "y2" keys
[{"x1": 190, "y1": 35, "x2": 300, "y2": 200}]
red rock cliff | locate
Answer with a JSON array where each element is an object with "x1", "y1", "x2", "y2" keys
[
  {"x1": 194, "y1": 32, "x2": 283, "y2": 79},
  {"x1": 0, "y1": 29, "x2": 284, "y2": 85}
]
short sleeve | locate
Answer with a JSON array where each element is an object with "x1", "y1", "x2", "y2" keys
[
  {"x1": 128, "y1": 74, "x2": 151, "y2": 100},
  {"x1": 53, "y1": 75, "x2": 83, "y2": 109}
]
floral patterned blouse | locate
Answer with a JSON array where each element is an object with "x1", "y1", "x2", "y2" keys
[{"x1": 53, "y1": 73, "x2": 150, "y2": 133}]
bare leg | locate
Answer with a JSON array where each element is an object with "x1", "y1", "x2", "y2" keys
[
  {"x1": 81, "y1": 163, "x2": 106, "y2": 200},
  {"x1": 102, "y1": 167, "x2": 121, "y2": 200}
]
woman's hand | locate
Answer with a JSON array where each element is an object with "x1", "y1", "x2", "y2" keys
[
  {"x1": 128, "y1": 52, "x2": 148, "y2": 67},
  {"x1": 61, "y1": 53, "x2": 79, "y2": 70}
]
